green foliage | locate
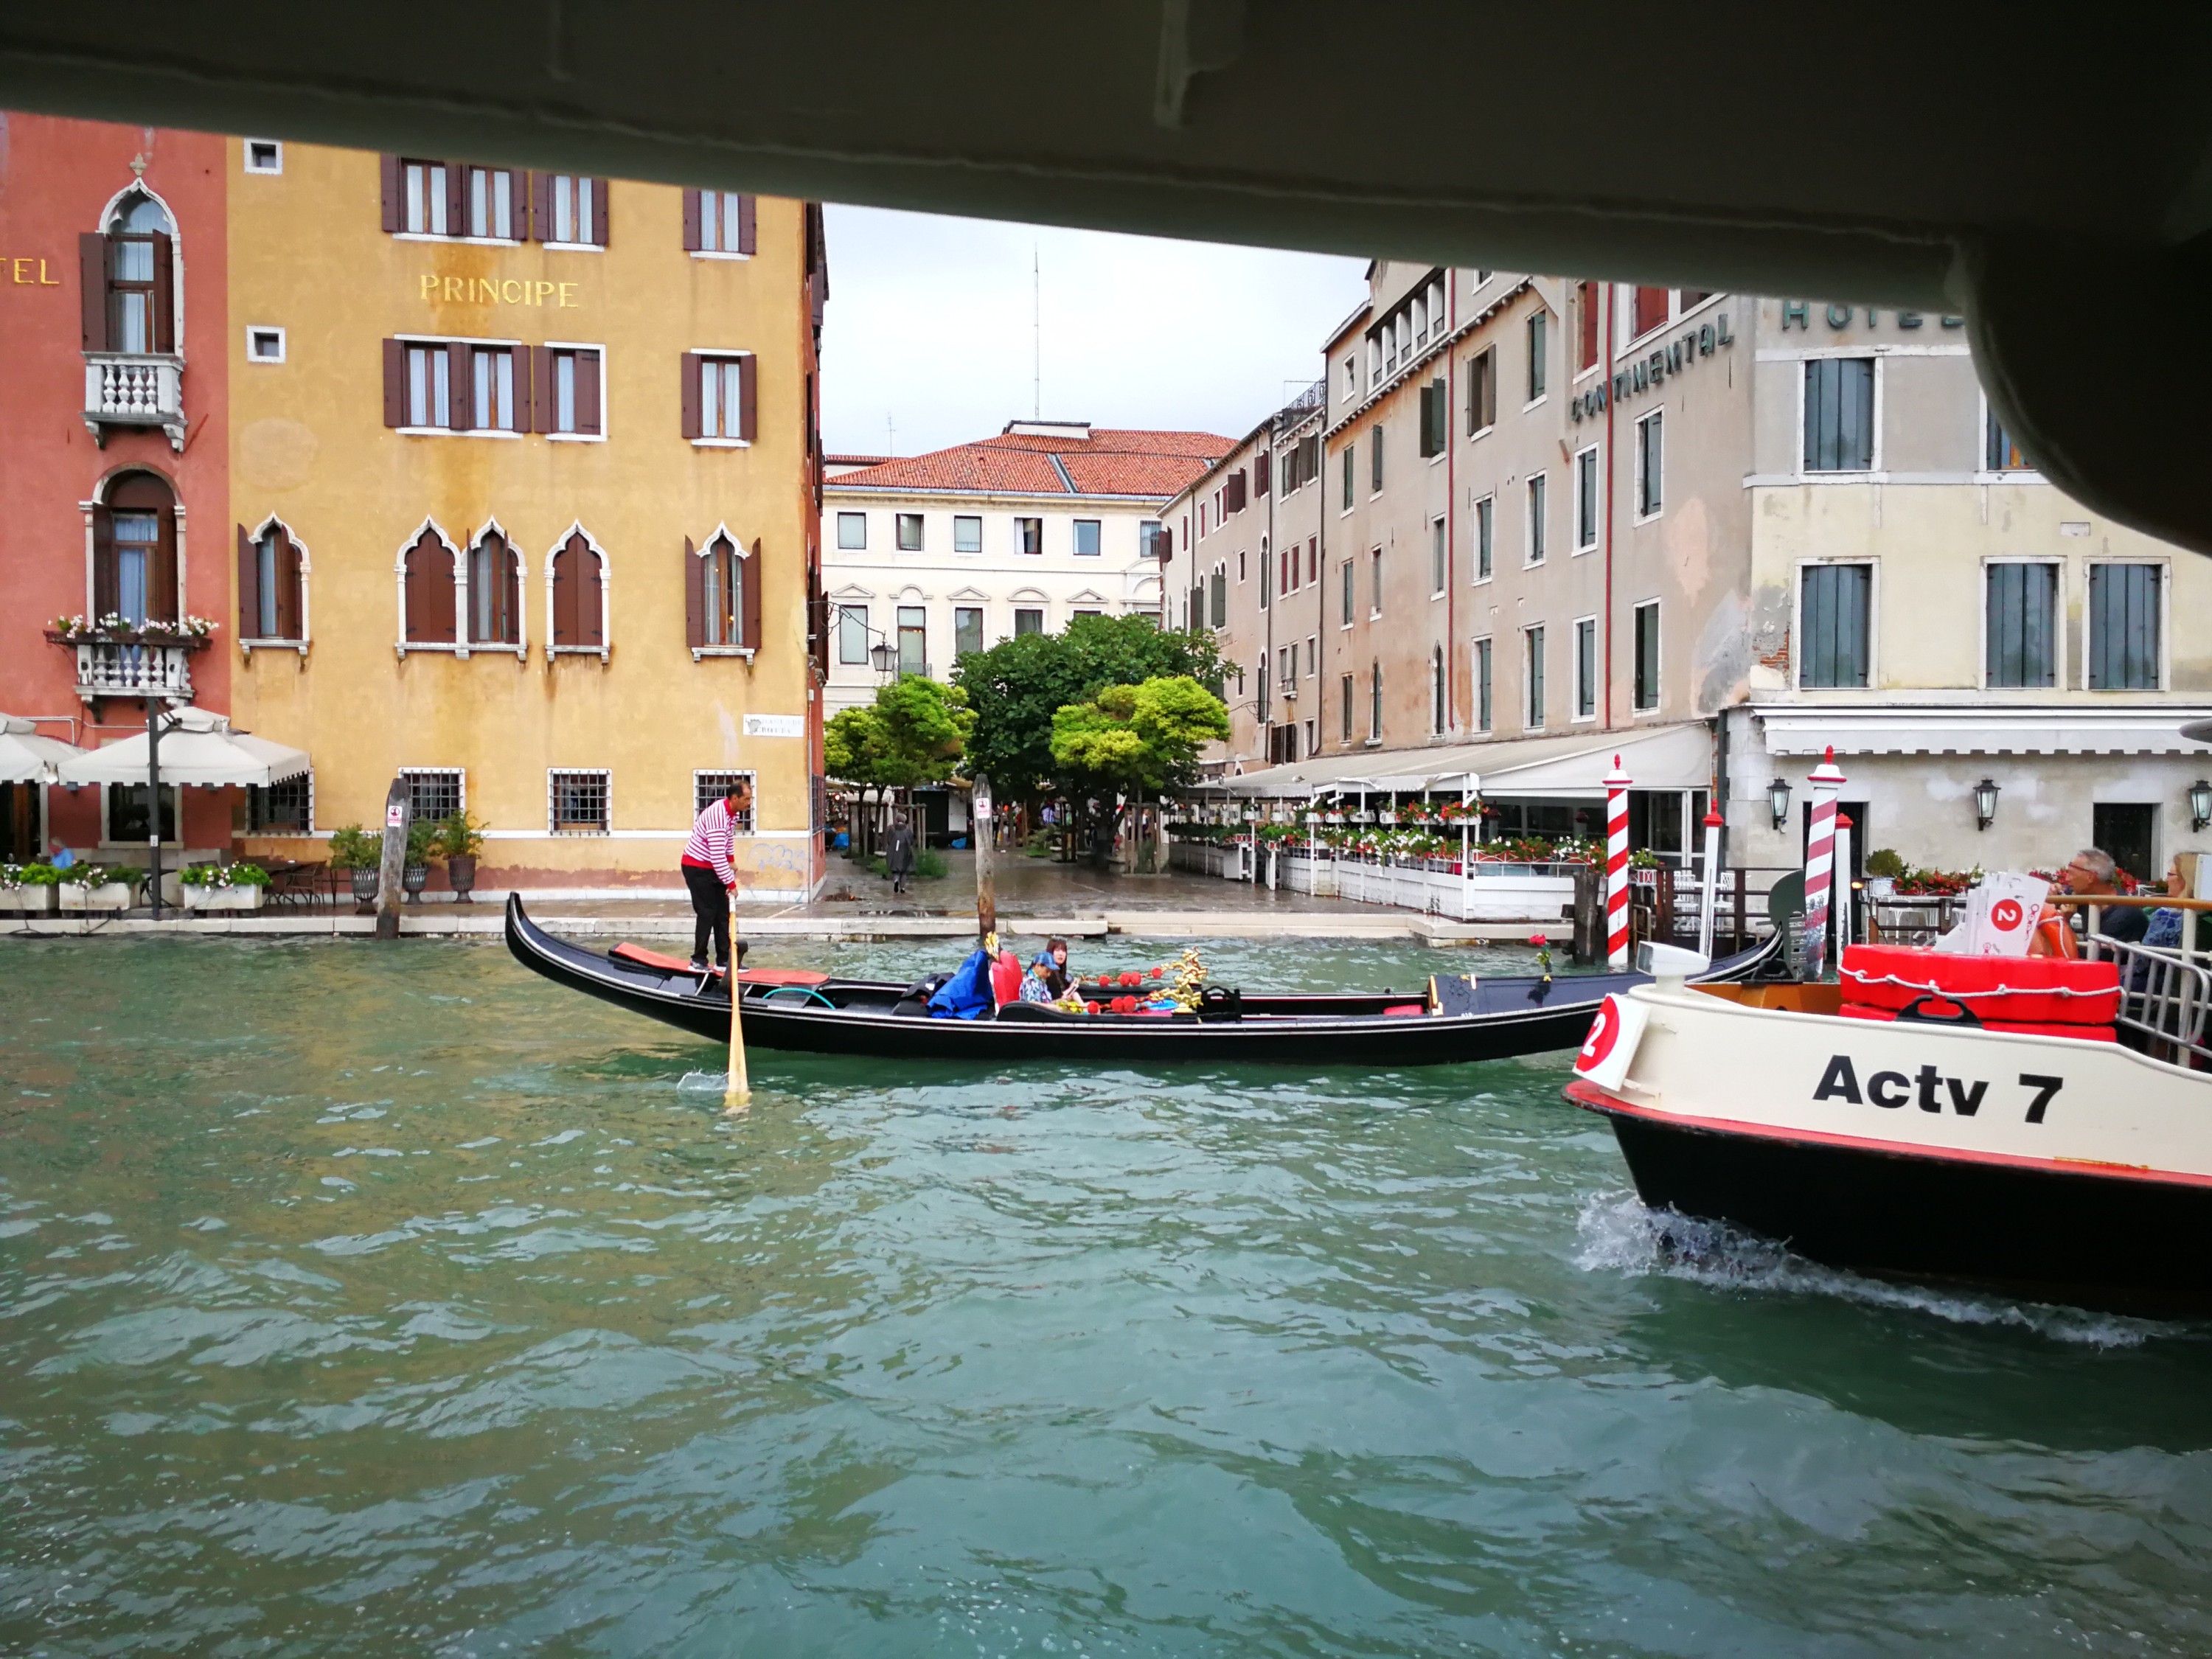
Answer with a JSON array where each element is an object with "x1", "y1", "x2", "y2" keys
[
  {"x1": 327, "y1": 824, "x2": 380, "y2": 869},
  {"x1": 179, "y1": 861, "x2": 270, "y2": 888},
  {"x1": 1048, "y1": 675, "x2": 1229, "y2": 796},
  {"x1": 406, "y1": 820, "x2": 437, "y2": 865},
  {"x1": 824, "y1": 677, "x2": 973, "y2": 790},
  {"x1": 1865, "y1": 846, "x2": 1907, "y2": 878},
  {"x1": 60, "y1": 862, "x2": 121, "y2": 887},
  {"x1": 429, "y1": 810, "x2": 487, "y2": 859},
  {"x1": 955, "y1": 614, "x2": 1225, "y2": 797},
  {"x1": 868, "y1": 846, "x2": 949, "y2": 881},
  {"x1": 1, "y1": 861, "x2": 60, "y2": 886}
]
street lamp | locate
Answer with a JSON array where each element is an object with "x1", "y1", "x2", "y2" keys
[
  {"x1": 1767, "y1": 775, "x2": 1792, "y2": 830},
  {"x1": 2191, "y1": 778, "x2": 2212, "y2": 833},
  {"x1": 1974, "y1": 777, "x2": 2001, "y2": 831},
  {"x1": 869, "y1": 640, "x2": 895, "y2": 678}
]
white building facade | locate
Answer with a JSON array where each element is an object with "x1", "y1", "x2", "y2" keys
[{"x1": 818, "y1": 420, "x2": 1224, "y2": 713}]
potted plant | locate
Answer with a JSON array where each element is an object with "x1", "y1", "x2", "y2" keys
[
  {"x1": 402, "y1": 820, "x2": 436, "y2": 902},
  {"x1": 328, "y1": 824, "x2": 381, "y2": 908},
  {"x1": 431, "y1": 810, "x2": 487, "y2": 902},
  {"x1": 179, "y1": 860, "x2": 270, "y2": 911},
  {"x1": 58, "y1": 862, "x2": 134, "y2": 911},
  {"x1": 1, "y1": 860, "x2": 61, "y2": 915}
]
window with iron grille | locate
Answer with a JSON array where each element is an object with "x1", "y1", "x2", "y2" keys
[
  {"x1": 549, "y1": 768, "x2": 610, "y2": 835},
  {"x1": 400, "y1": 768, "x2": 464, "y2": 825},
  {"x1": 1799, "y1": 563, "x2": 1873, "y2": 689},
  {"x1": 693, "y1": 771, "x2": 757, "y2": 833},
  {"x1": 1985, "y1": 562, "x2": 2057, "y2": 689},
  {"x1": 2087, "y1": 563, "x2": 2162, "y2": 691},
  {"x1": 249, "y1": 773, "x2": 313, "y2": 835}
]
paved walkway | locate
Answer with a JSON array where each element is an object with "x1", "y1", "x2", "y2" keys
[{"x1": 4, "y1": 852, "x2": 1552, "y2": 944}]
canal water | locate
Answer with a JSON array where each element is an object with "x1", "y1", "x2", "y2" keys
[{"x1": 4, "y1": 936, "x2": 2210, "y2": 1658}]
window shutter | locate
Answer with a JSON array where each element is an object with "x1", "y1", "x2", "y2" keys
[
  {"x1": 507, "y1": 170, "x2": 528, "y2": 237},
  {"x1": 684, "y1": 537, "x2": 705, "y2": 649},
  {"x1": 444, "y1": 164, "x2": 467, "y2": 242},
  {"x1": 276, "y1": 535, "x2": 301, "y2": 641},
  {"x1": 585, "y1": 542, "x2": 604, "y2": 647},
  {"x1": 590, "y1": 178, "x2": 610, "y2": 246},
  {"x1": 680, "y1": 353, "x2": 702, "y2": 439},
  {"x1": 742, "y1": 538, "x2": 763, "y2": 650},
  {"x1": 577, "y1": 349, "x2": 602, "y2": 435},
  {"x1": 737, "y1": 354, "x2": 757, "y2": 441},
  {"x1": 92, "y1": 506, "x2": 117, "y2": 618},
  {"x1": 552, "y1": 538, "x2": 573, "y2": 646},
  {"x1": 237, "y1": 525, "x2": 260, "y2": 639},
  {"x1": 380, "y1": 155, "x2": 403, "y2": 233},
  {"x1": 79, "y1": 233, "x2": 108, "y2": 351},
  {"x1": 1254, "y1": 449, "x2": 1270, "y2": 495},
  {"x1": 512, "y1": 343, "x2": 533, "y2": 434},
  {"x1": 150, "y1": 507, "x2": 179, "y2": 623},
  {"x1": 403, "y1": 538, "x2": 422, "y2": 641},
  {"x1": 447, "y1": 341, "x2": 469, "y2": 428},
  {"x1": 382, "y1": 338, "x2": 406, "y2": 427},
  {"x1": 150, "y1": 234, "x2": 175, "y2": 352},
  {"x1": 682, "y1": 189, "x2": 702, "y2": 251},
  {"x1": 737, "y1": 193, "x2": 757, "y2": 255},
  {"x1": 505, "y1": 548, "x2": 522, "y2": 645},
  {"x1": 531, "y1": 171, "x2": 552, "y2": 243},
  {"x1": 430, "y1": 541, "x2": 456, "y2": 641},
  {"x1": 531, "y1": 345, "x2": 554, "y2": 433}
]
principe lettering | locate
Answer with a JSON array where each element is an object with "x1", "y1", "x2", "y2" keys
[
  {"x1": 1814, "y1": 1054, "x2": 2060, "y2": 1124},
  {"x1": 419, "y1": 274, "x2": 580, "y2": 308}
]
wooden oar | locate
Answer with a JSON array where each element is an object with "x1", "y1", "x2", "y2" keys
[{"x1": 725, "y1": 888, "x2": 750, "y2": 1110}]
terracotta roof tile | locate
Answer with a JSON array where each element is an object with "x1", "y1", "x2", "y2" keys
[{"x1": 830, "y1": 428, "x2": 1231, "y2": 499}]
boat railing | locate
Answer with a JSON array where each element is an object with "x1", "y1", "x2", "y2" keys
[{"x1": 2079, "y1": 935, "x2": 2212, "y2": 1067}]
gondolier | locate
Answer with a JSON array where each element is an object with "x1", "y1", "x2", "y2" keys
[{"x1": 681, "y1": 778, "x2": 752, "y2": 970}]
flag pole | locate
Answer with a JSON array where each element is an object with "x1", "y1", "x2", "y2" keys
[{"x1": 724, "y1": 887, "x2": 750, "y2": 1110}]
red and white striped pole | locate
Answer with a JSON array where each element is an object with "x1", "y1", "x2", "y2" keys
[
  {"x1": 1695, "y1": 807, "x2": 1725, "y2": 959},
  {"x1": 1801, "y1": 746, "x2": 1847, "y2": 981},
  {"x1": 1604, "y1": 756, "x2": 1632, "y2": 969}
]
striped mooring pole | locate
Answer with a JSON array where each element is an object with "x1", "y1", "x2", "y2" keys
[
  {"x1": 1801, "y1": 746, "x2": 1848, "y2": 981},
  {"x1": 1604, "y1": 756, "x2": 1632, "y2": 969}
]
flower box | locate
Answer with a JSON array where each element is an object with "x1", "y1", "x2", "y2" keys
[
  {"x1": 0, "y1": 884, "x2": 57, "y2": 915},
  {"x1": 182, "y1": 883, "x2": 265, "y2": 911},
  {"x1": 60, "y1": 881, "x2": 135, "y2": 912}
]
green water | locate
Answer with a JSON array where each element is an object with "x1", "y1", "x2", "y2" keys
[{"x1": 3, "y1": 936, "x2": 2211, "y2": 1658}]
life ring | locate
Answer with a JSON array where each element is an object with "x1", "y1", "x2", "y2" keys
[{"x1": 2027, "y1": 904, "x2": 2079, "y2": 959}]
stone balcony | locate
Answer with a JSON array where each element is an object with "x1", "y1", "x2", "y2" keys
[
  {"x1": 44, "y1": 627, "x2": 209, "y2": 705},
  {"x1": 83, "y1": 352, "x2": 187, "y2": 451}
]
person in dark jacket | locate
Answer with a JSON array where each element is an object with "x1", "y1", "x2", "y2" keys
[{"x1": 884, "y1": 816, "x2": 917, "y2": 894}]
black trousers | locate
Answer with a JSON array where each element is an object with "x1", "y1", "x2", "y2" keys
[{"x1": 683, "y1": 863, "x2": 731, "y2": 966}]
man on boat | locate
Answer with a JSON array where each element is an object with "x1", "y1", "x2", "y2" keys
[
  {"x1": 2058, "y1": 847, "x2": 2149, "y2": 944},
  {"x1": 681, "y1": 779, "x2": 752, "y2": 971}
]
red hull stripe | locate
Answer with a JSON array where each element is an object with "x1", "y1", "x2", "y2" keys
[{"x1": 1562, "y1": 1077, "x2": 2212, "y2": 1192}]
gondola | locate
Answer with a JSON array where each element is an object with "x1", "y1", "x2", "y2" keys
[{"x1": 504, "y1": 894, "x2": 1784, "y2": 1066}]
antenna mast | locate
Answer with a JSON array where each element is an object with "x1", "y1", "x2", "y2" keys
[{"x1": 1032, "y1": 244, "x2": 1041, "y2": 420}]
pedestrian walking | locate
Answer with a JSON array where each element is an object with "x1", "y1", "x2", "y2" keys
[
  {"x1": 884, "y1": 814, "x2": 917, "y2": 894},
  {"x1": 681, "y1": 779, "x2": 751, "y2": 970}
]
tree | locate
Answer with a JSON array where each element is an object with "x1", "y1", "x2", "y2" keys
[
  {"x1": 824, "y1": 677, "x2": 974, "y2": 852},
  {"x1": 1049, "y1": 675, "x2": 1229, "y2": 797},
  {"x1": 954, "y1": 613, "x2": 1225, "y2": 799}
]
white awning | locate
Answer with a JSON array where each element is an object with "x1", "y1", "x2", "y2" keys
[
  {"x1": 1202, "y1": 721, "x2": 1712, "y2": 799},
  {"x1": 56, "y1": 708, "x2": 310, "y2": 787},
  {"x1": 1755, "y1": 703, "x2": 2212, "y2": 757},
  {"x1": 0, "y1": 714, "x2": 83, "y2": 785}
]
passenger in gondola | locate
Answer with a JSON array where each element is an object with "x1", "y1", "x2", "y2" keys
[
  {"x1": 1018, "y1": 957, "x2": 1057, "y2": 1004},
  {"x1": 2059, "y1": 847, "x2": 2150, "y2": 944},
  {"x1": 1037, "y1": 937, "x2": 1072, "y2": 999}
]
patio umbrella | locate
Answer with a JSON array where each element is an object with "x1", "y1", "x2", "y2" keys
[
  {"x1": 56, "y1": 707, "x2": 308, "y2": 787},
  {"x1": 0, "y1": 714, "x2": 83, "y2": 784}
]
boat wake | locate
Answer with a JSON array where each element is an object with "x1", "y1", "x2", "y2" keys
[{"x1": 1573, "y1": 1189, "x2": 2163, "y2": 1348}]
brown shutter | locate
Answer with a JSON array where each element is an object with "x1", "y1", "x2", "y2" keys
[
  {"x1": 684, "y1": 537, "x2": 704, "y2": 649},
  {"x1": 680, "y1": 353, "x2": 702, "y2": 439},
  {"x1": 742, "y1": 538, "x2": 763, "y2": 650},
  {"x1": 737, "y1": 354, "x2": 757, "y2": 442},
  {"x1": 147, "y1": 234, "x2": 175, "y2": 352},
  {"x1": 382, "y1": 338, "x2": 407, "y2": 427},
  {"x1": 551, "y1": 538, "x2": 574, "y2": 646},
  {"x1": 444, "y1": 164, "x2": 466, "y2": 242},
  {"x1": 430, "y1": 540, "x2": 456, "y2": 641},
  {"x1": 380, "y1": 155, "x2": 403, "y2": 232},
  {"x1": 1254, "y1": 448, "x2": 1270, "y2": 495},
  {"x1": 531, "y1": 171, "x2": 552, "y2": 243},
  {"x1": 512, "y1": 343, "x2": 532, "y2": 434},
  {"x1": 276, "y1": 534, "x2": 300, "y2": 641},
  {"x1": 505, "y1": 547, "x2": 521, "y2": 645},
  {"x1": 682, "y1": 188, "x2": 703, "y2": 251},
  {"x1": 531, "y1": 345, "x2": 554, "y2": 433},
  {"x1": 507, "y1": 170, "x2": 528, "y2": 238},
  {"x1": 448, "y1": 341, "x2": 470, "y2": 429},
  {"x1": 585, "y1": 544, "x2": 604, "y2": 646},
  {"x1": 79, "y1": 233, "x2": 108, "y2": 351},
  {"x1": 150, "y1": 507, "x2": 178, "y2": 623},
  {"x1": 403, "y1": 538, "x2": 420, "y2": 640},
  {"x1": 577, "y1": 349, "x2": 602, "y2": 435},
  {"x1": 237, "y1": 524, "x2": 260, "y2": 639},
  {"x1": 590, "y1": 178, "x2": 609, "y2": 246},
  {"x1": 92, "y1": 506, "x2": 116, "y2": 618},
  {"x1": 737, "y1": 194, "x2": 756, "y2": 255}
]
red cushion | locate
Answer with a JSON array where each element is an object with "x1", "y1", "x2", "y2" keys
[
  {"x1": 1383, "y1": 1004, "x2": 1427, "y2": 1017},
  {"x1": 989, "y1": 951, "x2": 1025, "y2": 1007},
  {"x1": 1840, "y1": 1001, "x2": 2115, "y2": 1041},
  {"x1": 1839, "y1": 943, "x2": 2120, "y2": 1024}
]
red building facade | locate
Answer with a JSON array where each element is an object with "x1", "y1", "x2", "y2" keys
[{"x1": 0, "y1": 113, "x2": 230, "y2": 859}]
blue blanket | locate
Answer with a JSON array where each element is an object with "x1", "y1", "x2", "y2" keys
[{"x1": 927, "y1": 948, "x2": 995, "y2": 1020}]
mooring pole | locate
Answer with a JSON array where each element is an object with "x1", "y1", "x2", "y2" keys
[
  {"x1": 375, "y1": 777, "x2": 409, "y2": 941},
  {"x1": 1695, "y1": 808, "x2": 1725, "y2": 959},
  {"x1": 725, "y1": 888, "x2": 750, "y2": 1110},
  {"x1": 973, "y1": 771, "x2": 996, "y2": 940},
  {"x1": 145, "y1": 699, "x2": 164, "y2": 920}
]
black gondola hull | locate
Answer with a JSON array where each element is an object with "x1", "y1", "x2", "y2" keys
[{"x1": 503, "y1": 895, "x2": 1781, "y2": 1068}]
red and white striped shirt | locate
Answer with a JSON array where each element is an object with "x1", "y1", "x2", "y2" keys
[{"x1": 681, "y1": 798, "x2": 738, "y2": 888}]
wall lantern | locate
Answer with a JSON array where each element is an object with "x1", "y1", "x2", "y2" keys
[
  {"x1": 1973, "y1": 777, "x2": 2001, "y2": 832},
  {"x1": 2191, "y1": 779, "x2": 2212, "y2": 834},
  {"x1": 869, "y1": 640, "x2": 894, "y2": 676},
  {"x1": 1767, "y1": 776, "x2": 1792, "y2": 830}
]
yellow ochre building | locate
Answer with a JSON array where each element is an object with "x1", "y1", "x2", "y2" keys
[{"x1": 226, "y1": 139, "x2": 829, "y2": 897}]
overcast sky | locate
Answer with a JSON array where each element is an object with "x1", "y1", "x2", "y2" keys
[{"x1": 818, "y1": 204, "x2": 1368, "y2": 458}]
